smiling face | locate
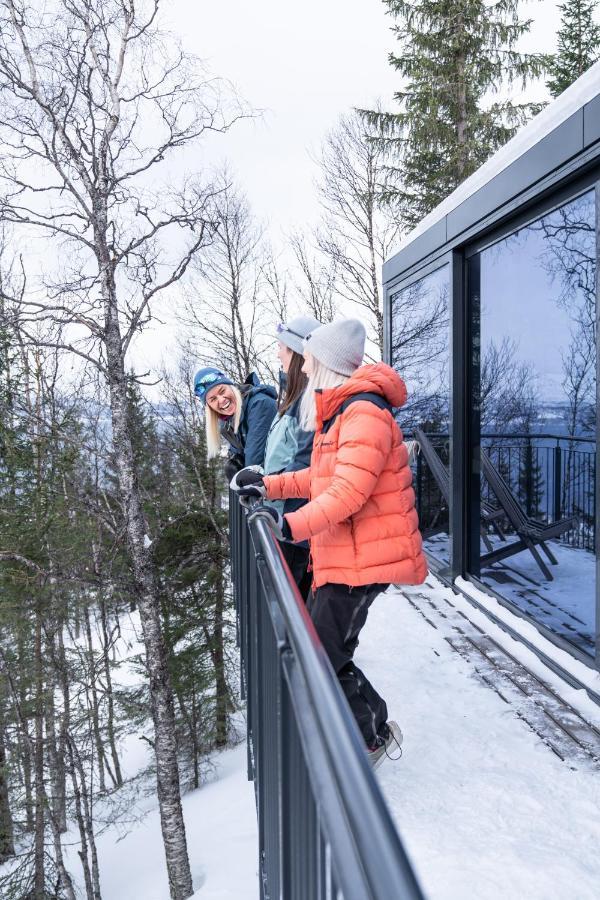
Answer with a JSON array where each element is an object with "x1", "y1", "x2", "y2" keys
[
  {"x1": 277, "y1": 341, "x2": 294, "y2": 373},
  {"x1": 205, "y1": 383, "x2": 238, "y2": 417}
]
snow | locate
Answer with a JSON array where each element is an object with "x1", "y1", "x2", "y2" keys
[
  {"x1": 453, "y1": 574, "x2": 600, "y2": 706},
  {"x1": 8, "y1": 574, "x2": 600, "y2": 898},
  {"x1": 67, "y1": 740, "x2": 258, "y2": 900},
  {"x1": 423, "y1": 531, "x2": 600, "y2": 704},
  {"x1": 72, "y1": 616, "x2": 259, "y2": 900},
  {"x1": 355, "y1": 579, "x2": 600, "y2": 899},
  {"x1": 0, "y1": 612, "x2": 259, "y2": 900},
  {"x1": 393, "y1": 60, "x2": 600, "y2": 259}
]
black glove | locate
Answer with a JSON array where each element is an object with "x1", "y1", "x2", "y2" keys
[
  {"x1": 247, "y1": 505, "x2": 292, "y2": 541},
  {"x1": 224, "y1": 454, "x2": 244, "y2": 482},
  {"x1": 230, "y1": 465, "x2": 266, "y2": 499}
]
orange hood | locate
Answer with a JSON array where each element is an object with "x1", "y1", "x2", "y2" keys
[{"x1": 316, "y1": 363, "x2": 407, "y2": 426}]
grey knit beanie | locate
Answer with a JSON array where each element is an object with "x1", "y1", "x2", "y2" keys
[
  {"x1": 303, "y1": 318, "x2": 366, "y2": 376},
  {"x1": 277, "y1": 315, "x2": 322, "y2": 355}
]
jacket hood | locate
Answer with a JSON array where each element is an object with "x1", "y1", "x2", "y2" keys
[
  {"x1": 241, "y1": 371, "x2": 277, "y2": 402},
  {"x1": 318, "y1": 363, "x2": 407, "y2": 423}
]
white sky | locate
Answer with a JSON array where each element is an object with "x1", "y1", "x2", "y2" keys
[
  {"x1": 133, "y1": 0, "x2": 562, "y2": 380},
  {"x1": 164, "y1": 0, "x2": 399, "y2": 233},
  {"x1": 162, "y1": 0, "x2": 560, "y2": 233}
]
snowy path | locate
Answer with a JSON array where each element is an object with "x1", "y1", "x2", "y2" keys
[{"x1": 357, "y1": 578, "x2": 600, "y2": 900}]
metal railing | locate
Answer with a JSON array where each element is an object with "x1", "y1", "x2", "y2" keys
[
  {"x1": 414, "y1": 432, "x2": 596, "y2": 551},
  {"x1": 230, "y1": 494, "x2": 425, "y2": 900}
]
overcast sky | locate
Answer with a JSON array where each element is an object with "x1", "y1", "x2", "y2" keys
[
  {"x1": 134, "y1": 0, "x2": 562, "y2": 377},
  {"x1": 163, "y1": 0, "x2": 560, "y2": 232}
]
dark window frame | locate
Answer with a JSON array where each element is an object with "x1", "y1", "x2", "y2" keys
[{"x1": 385, "y1": 167, "x2": 600, "y2": 672}]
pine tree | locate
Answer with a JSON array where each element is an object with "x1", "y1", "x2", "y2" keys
[
  {"x1": 547, "y1": 0, "x2": 600, "y2": 97},
  {"x1": 362, "y1": 1, "x2": 548, "y2": 228}
]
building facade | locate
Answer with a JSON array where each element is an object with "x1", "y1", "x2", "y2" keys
[{"x1": 384, "y1": 64, "x2": 600, "y2": 671}]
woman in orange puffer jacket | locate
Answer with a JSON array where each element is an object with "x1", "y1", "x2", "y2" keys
[{"x1": 231, "y1": 318, "x2": 427, "y2": 766}]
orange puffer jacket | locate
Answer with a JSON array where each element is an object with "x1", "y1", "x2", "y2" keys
[{"x1": 263, "y1": 363, "x2": 428, "y2": 589}]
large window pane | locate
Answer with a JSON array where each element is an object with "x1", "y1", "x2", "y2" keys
[
  {"x1": 478, "y1": 191, "x2": 596, "y2": 656},
  {"x1": 391, "y1": 264, "x2": 450, "y2": 563}
]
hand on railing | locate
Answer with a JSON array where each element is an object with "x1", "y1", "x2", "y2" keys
[
  {"x1": 230, "y1": 466, "x2": 266, "y2": 503},
  {"x1": 247, "y1": 503, "x2": 292, "y2": 541}
]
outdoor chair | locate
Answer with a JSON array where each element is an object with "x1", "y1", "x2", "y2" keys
[
  {"x1": 414, "y1": 429, "x2": 506, "y2": 550},
  {"x1": 480, "y1": 452, "x2": 578, "y2": 581}
]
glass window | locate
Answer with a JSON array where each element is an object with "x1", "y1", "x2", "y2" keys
[
  {"x1": 391, "y1": 264, "x2": 451, "y2": 563},
  {"x1": 478, "y1": 190, "x2": 596, "y2": 656}
]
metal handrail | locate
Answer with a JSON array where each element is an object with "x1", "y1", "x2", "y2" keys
[
  {"x1": 410, "y1": 431, "x2": 596, "y2": 444},
  {"x1": 233, "y1": 495, "x2": 425, "y2": 899}
]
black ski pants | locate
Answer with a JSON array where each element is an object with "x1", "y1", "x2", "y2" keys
[
  {"x1": 280, "y1": 541, "x2": 311, "y2": 602},
  {"x1": 307, "y1": 582, "x2": 389, "y2": 746}
]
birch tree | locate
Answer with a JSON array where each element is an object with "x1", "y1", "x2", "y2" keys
[
  {"x1": 0, "y1": 3, "x2": 240, "y2": 895},
  {"x1": 314, "y1": 111, "x2": 401, "y2": 351},
  {"x1": 184, "y1": 174, "x2": 276, "y2": 383}
]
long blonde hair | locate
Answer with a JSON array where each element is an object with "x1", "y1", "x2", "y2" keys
[
  {"x1": 299, "y1": 354, "x2": 348, "y2": 431},
  {"x1": 205, "y1": 385, "x2": 244, "y2": 458}
]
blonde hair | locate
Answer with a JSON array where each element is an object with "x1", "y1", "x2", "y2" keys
[
  {"x1": 205, "y1": 384, "x2": 243, "y2": 458},
  {"x1": 299, "y1": 353, "x2": 348, "y2": 431}
]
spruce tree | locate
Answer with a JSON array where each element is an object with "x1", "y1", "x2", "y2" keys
[
  {"x1": 363, "y1": 1, "x2": 548, "y2": 228},
  {"x1": 547, "y1": 0, "x2": 600, "y2": 97}
]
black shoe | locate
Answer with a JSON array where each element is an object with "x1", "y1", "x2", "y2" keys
[{"x1": 367, "y1": 721, "x2": 403, "y2": 771}]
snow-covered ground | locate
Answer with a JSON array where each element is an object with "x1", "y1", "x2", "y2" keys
[
  {"x1": 358, "y1": 579, "x2": 600, "y2": 900},
  {"x1": 11, "y1": 577, "x2": 599, "y2": 899},
  {"x1": 71, "y1": 739, "x2": 258, "y2": 900},
  {"x1": 88, "y1": 577, "x2": 600, "y2": 899},
  {"x1": 0, "y1": 611, "x2": 259, "y2": 900},
  {"x1": 62, "y1": 617, "x2": 259, "y2": 900}
]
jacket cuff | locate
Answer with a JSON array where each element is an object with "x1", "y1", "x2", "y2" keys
[
  {"x1": 263, "y1": 474, "x2": 283, "y2": 499},
  {"x1": 284, "y1": 509, "x2": 310, "y2": 543}
]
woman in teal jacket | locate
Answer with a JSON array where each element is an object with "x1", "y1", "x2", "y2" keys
[{"x1": 261, "y1": 315, "x2": 321, "y2": 598}]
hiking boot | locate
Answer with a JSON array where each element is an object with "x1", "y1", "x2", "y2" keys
[{"x1": 367, "y1": 721, "x2": 403, "y2": 771}]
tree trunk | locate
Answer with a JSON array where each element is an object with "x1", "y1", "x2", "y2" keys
[
  {"x1": 33, "y1": 607, "x2": 45, "y2": 900},
  {"x1": 67, "y1": 738, "x2": 95, "y2": 900},
  {"x1": 69, "y1": 737, "x2": 102, "y2": 900},
  {"x1": 17, "y1": 630, "x2": 35, "y2": 833},
  {"x1": 45, "y1": 674, "x2": 67, "y2": 832},
  {"x1": 100, "y1": 231, "x2": 193, "y2": 898},
  {"x1": 98, "y1": 597, "x2": 123, "y2": 787},
  {"x1": 83, "y1": 606, "x2": 109, "y2": 792},
  {"x1": 456, "y1": 44, "x2": 469, "y2": 180},
  {"x1": 0, "y1": 698, "x2": 15, "y2": 863},
  {"x1": 211, "y1": 558, "x2": 229, "y2": 749},
  {"x1": 56, "y1": 624, "x2": 70, "y2": 832}
]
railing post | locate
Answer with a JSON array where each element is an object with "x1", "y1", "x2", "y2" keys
[
  {"x1": 525, "y1": 438, "x2": 533, "y2": 517},
  {"x1": 416, "y1": 447, "x2": 422, "y2": 517},
  {"x1": 554, "y1": 442, "x2": 562, "y2": 522}
]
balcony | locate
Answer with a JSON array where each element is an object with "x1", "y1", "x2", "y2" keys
[{"x1": 414, "y1": 432, "x2": 596, "y2": 657}]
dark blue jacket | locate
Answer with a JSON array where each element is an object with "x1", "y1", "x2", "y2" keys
[{"x1": 221, "y1": 373, "x2": 277, "y2": 467}]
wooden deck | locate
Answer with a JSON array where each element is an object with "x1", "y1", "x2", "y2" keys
[{"x1": 400, "y1": 584, "x2": 600, "y2": 767}]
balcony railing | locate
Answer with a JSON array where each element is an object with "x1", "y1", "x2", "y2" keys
[
  {"x1": 230, "y1": 494, "x2": 424, "y2": 900},
  {"x1": 414, "y1": 433, "x2": 596, "y2": 551}
]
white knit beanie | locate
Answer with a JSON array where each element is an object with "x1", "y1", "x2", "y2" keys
[
  {"x1": 277, "y1": 315, "x2": 322, "y2": 355},
  {"x1": 303, "y1": 318, "x2": 366, "y2": 376}
]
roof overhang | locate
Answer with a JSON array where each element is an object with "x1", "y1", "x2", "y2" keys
[{"x1": 383, "y1": 61, "x2": 600, "y2": 284}]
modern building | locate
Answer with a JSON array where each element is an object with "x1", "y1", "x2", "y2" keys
[{"x1": 384, "y1": 63, "x2": 600, "y2": 672}]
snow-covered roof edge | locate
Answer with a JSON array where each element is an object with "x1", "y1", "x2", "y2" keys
[{"x1": 392, "y1": 60, "x2": 600, "y2": 259}]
